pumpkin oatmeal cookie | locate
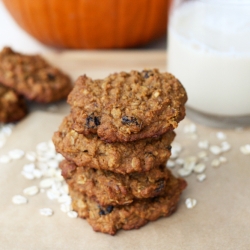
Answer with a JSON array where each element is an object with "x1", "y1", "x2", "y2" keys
[
  {"x1": 0, "y1": 47, "x2": 72, "y2": 103},
  {"x1": 60, "y1": 160, "x2": 170, "y2": 206},
  {"x1": 53, "y1": 115, "x2": 175, "y2": 174},
  {"x1": 67, "y1": 69, "x2": 187, "y2": 142},
  {"x1": 69, "y1": 170, "x2": 187, "y2": 235},
  {"x1": 0, "y1": 83, "x2": 27, "y2": 123}
]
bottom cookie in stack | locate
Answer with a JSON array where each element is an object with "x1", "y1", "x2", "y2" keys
[{"x1": 61, "y1": 160, "x2": 187, "y2": 235}]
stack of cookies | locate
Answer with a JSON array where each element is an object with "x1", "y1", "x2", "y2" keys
[{"x1": 53, "y1": 69, "x2": 188, "y2": 235}]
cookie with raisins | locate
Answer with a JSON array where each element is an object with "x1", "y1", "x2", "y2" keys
[
  {"x1": 0, "y1": 47, "x2": 72, "y2": 103},
  {"x1": 52, "y1": 115, "x2": 175, "y2": 174},
  {"x1": 67, "y1": 69, "x2": 187, "y2": 142},
  {"x1": 0, "y1": 83, "x2": 27, "y2": 123},
  {"x1": 69, "y1": 171, "x2": 187, "y2": 235},
  {"x1": 60, "y1": 160, "x2": 170, "y2": 206}
]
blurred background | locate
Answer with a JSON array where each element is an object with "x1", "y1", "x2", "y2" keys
[{"x1": 0, "y1": 0, "x2": 168, "y2": 53}]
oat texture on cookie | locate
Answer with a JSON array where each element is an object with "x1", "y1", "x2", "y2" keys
[{"x1": 53, "y1": 69, "x2": 187, "y2": 235}]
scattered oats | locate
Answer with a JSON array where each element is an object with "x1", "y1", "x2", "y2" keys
[
  {"x1": 47, "y1": 189, "x2": 60, "y2": 200},
  {"x1": 48, "y1": 140, "x2": 55, "y2": 149},
  {"x1": 183, "y1": 156, "x2": 197, "y2": 171},
  {"x1": 8, "y1": 149, "x2": 24, "y2": 160},
  {"x1": 36, "y1": 142, "x2": 49, "y2": 152},
  {"x1": 44, "y1": 168, "x2": 56, "y2": 177},
  {"x1": 0, "y1": 155, "x2": 11, "y2": 163},
  {"x1": 37, "y1": 162, "x2": 48, "y2": 169},
  {"x1": 216, "y1": 132, "x2": 226, "y2": 140},
  {"x1": 60, "y1": 203, "x2": 71, "y2": 213},
  {"x1": 211, "y1": 159, "x2": 220, "y2": 168},
  {"x1": 12, "y1": 195, "x2": 28, "y2": 205},
  {"x1": 197, "y1": 173, "x2": 206, "y2": 182},
  {"x1": 58, "y1": 194, "x2": 71, "y2": 204},
  {"x1": 55, "y1": 153, "x2": 64, "y2": 162},
  {"x1": 178, "y1": 168, "x2": 192, "y2": 177},
  {"x1": 0, "y1": 136, "x2": 6, "y2": 148},
  {"x1": 175, "y1": 158, "x2": 184, "y2": 166},
  {"x1": 219, "y1": 156, "x2": 227, "y2": 163},
  {"x1": 221, "y1": 141, "x2": 231, "y2": 152},
  {"x1": 37, "y1": 156, "x2": 49, "y2": 162},
  {"x1": 240, "y1": 144, "x2": 250, "y2": 155},
  {"x1": 184, "y1": 123, "x2": 197, "y2": 133},
  {"x1": 39, "y1": 178, "x2": 54, "y2": 189},
  {"x1": 171, "y1": 142, "x2": 182, "y2": 153},
  {"x1": 193, "y1": 163, "x2": 206, "y2": 173},
  {"x1": 67, "y1": 211, "x2": 78, "y2": 219},
  {"x1": 23, "y1": 163, "x2": 35, "y2": 172},
  {"x1": 198, "y1": 140, "x2": 209, "y2": 149},
  {"x1": 198, "y1": 151, "x2": 208, "y2": 159},
  {"x1": 2, "y1": 124, "x2": 14, "y2": 136},
  {"x1": 185, "y1": 198, "x2": 197, "y2": 209},
  {"x1": 62, "y1": 184, "x2": 69, "y2": 194},
  {"x1": 47, "y1": 105, "x2": 59, "y2": 112},
  {"x1": 39, "y1": 208, "x2": 53, "y2": 217},
  {"x1": 43, "y1": 151, "x2": 56, "y2": 159},
  {"x1": 170, "y1": 151, "x2": 178, "y2": 159},
  {"x1": 166, "y1": 160, "x2": 175, "y2": 168},
  {"x1": 210, "y1": 145, "x2": 222, "y2": 155},
  {"x1": 47, "y1": 160, "x2": 59, "y2": 169},
  {"x1": 26, "y1": 151, "x2": 37, "y2": 161},
  {"x1": 21, "y1": 171, "x2": 35, "y2": 180},
  {"x1": 33, "y1": 169, "x2": 43, "y2": 179},
  {"x1": 23, "y1": 186, "x2": 39, "y2": 196}
]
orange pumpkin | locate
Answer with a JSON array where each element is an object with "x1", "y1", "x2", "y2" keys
[{"x1": 3, "y1": 0, "x2": 171, "y2": 49}]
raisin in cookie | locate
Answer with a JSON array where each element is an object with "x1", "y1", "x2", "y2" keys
[
  {"x1": 0, "y1": 47, "x2": 72, "y2": 103},
  {"x1": 68, "y1": 69, "x2": 187, "y2": 142},
  {"x1": 53, "y1": 115, "x2": 175, "y2": 174},
  {"x1": 0, "y1": 83, "x2": 27, "y2": 123},
  {"x1": 60, "y1": 160, "x2": 170, "y2": 206},
  {"x1": 69, "y1": 171, "x2": 187, "y2": 235}
]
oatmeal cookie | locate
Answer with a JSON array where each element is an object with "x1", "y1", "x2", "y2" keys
[
  {"x1": 69, "y1": 171, "x2": 187, "y2": 235},
  {"x1": 67, "y1": 69, "x2": 187, "y2": 142},
  {"x1": 0, "y1": 47, "x2": 72, "y2": 103},
  {"x1": 53, "y1": 115, "x2": 175, "y2": 174},
  {"x1": 0, "y1": 83, "x2": 27, "y2": 123},
  {"x1": 60, "y1": 160, "x2": 170, "y2": 206}
]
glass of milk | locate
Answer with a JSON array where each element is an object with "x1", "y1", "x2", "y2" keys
[{"x1": 167, "y1": 0, "x2": 250, "y2": 127}]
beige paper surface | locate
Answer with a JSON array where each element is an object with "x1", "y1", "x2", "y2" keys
[{"x1": 1, "y1": 111, "x2": 250, "y2": 250}]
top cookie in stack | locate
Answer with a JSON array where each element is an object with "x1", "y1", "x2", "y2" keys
[
  {"x1": 53, "y1": 69, "x2": 187, "y2": 235},
  {"x1": 67, "y1": 69, "x2": 187, "y2": 142}
]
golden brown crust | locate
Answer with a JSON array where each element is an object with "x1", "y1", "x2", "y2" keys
[
  {"x1": 70, "y1": 171, "x2": 187, "y2": 235},
  {"x1": 0, "y1": 47, "x2": 72, "y2": 103},
  {"x1": 53, "y1": 115, "x2": 175, "y2": 174},
  {"x1": 60, "y1": 160, "x2": 170, "y2": 206},
  {"x1": 0, "y1": 83, "x2": 27, "y2": 123},
  {"x1": 67, "y1": 69, "x2": 187, "y2": 142}
]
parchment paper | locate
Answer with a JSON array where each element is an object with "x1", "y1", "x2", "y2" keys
[{"x1": 1, "y1": 111, "x2": 250, "y2": 250}]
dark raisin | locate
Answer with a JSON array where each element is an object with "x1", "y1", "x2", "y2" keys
[
  {"x1": 154, "y1": 179, "x2": 165, "y2": 194},
  {"x1": 166, "y1": 145, "x2": 172, "y2": 151},
  {"x1": 47, "y1": 73, "x2": 55, "y2": 81},
  {"x1": 141, "y1": 70, "x2": 153, "y2": 79},
  {"x1": 99, "y1": 209, "x2": 106, "y2": 216},
  {"x1": 86, "y1": 114, "x2": 100, "y2": 129},
  {"x1": 98, "y1": 205, "x2": 114, "y2": 216},
  {"x1": 121, "y1": 116, "x2": 139, "y2": 126},
  {"x1": 106, "y1": 205, "x2": 114, "y2": 214}
]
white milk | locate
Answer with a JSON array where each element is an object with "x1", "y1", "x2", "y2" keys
[{"x1": 167, "y1": 1, "x2": 250, "y2": 116}]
